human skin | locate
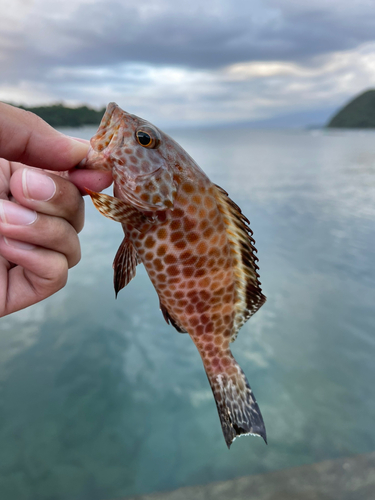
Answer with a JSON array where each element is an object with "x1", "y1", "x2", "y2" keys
[{"x1": 0, "y1": 103, "x2": 113, "y2": 317}]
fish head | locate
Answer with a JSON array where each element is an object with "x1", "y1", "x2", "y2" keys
[{"x1": 83, "y1": 102, "x2": 193, "y2": 212}]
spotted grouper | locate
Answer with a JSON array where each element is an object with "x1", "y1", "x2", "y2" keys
[{"x1": 82, "y1": 102, "x2": 267, "y2": 448}]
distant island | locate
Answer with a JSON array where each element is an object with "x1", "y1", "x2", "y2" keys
[
  {"x1": 9, "y1": 92, "x2": 375, "y2": 129},
  {"x1": 12, "y1": 103, "x2": 106, "y2": 128},
  {"x1": 327, "y1": 89, "x2": 375, "y2": 128}
]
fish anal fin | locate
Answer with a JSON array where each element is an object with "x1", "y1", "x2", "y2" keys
[
  {"x1": 85, "y1": 189, "x2": 155, "y2": 232},
  {"x1": 160, "y1": 301, "x2": 187, "y2": 333},
  {"x1": 113, "y1": 237, "x2": 138, "y2": 296}
]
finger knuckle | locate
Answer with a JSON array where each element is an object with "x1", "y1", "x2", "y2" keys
[
  {"x1": 54, "y1": 179, "x2": 85, "y2": 232},
  {"x1": 53, "y1": 261, "x2": 69, "y2": 290},
  {"x1": 42, "y1": 257, "x2": 68, "y2": 293},
  {"x1": 69, "y1": 245, "x2": 81, "y2": 269}
]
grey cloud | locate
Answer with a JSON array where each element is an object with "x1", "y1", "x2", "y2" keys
[
  {"x1": 3, "y1": 0, "x2": 375, "y2": 84},
  {"x1": 41, "y1": 0, "x2": 375, "y2": 69},
  {"x1": 1, "y1": 0, "x2": 374, "y2": 127}
]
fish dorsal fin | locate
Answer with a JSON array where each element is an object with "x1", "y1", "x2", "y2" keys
[
  {"x1": 213, "y1": 184, "x2": 266, "y2": 342},
  {"x1": 160, "y1": 301, "x2": 187, "y2": 333},
  {"x1": 113, "y1": 237, "x2": 139, "y2": 297}
]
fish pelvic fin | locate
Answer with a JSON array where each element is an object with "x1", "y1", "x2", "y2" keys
[
  {"x1": 85, "y1": 189, "x2": 155, "y2": 231},
  {"x1": 159, "y1": 300, "x2": 187, "y2": 333},
  {"x1": 207, "y1": 360, "x2": 267, "y2": 448},
  {"x1": 113, "y1": 237, "x2": 139, "y2": 297}
]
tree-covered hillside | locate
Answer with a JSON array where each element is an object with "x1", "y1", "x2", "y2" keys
[
  {"x1": 14, "y1": 104, "x2": 106, "y2": 127},
  {"x1": 327, "y1": 90, "x2": 375, "y2": 128}
]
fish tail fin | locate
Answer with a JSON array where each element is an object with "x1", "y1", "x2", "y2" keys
[{"x1": 206, "y1": 359, "x2": 267, "y2": 448}]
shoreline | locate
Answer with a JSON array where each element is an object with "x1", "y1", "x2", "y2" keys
[{"x1": 121, "y1": 451, "x2": 375, "y2": 500}]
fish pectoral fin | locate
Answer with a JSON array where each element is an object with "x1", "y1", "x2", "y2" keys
[
  {"x1": 113, "y1": 237, "x2": 139, "y2": 297},
  {"x1": 85, "y1": 189, "x2": 155, "y2": 230},
  {"x1": 159, "y1": 301, "x2": 187, "y2": 333}
]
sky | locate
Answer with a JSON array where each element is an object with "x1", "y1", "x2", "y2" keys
[{"x1": 1, "y1": 0, "x2": 375, "y2": 127}]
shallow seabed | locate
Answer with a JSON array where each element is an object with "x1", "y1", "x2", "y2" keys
[{"x1": 0, "y1": 127, "x2": 374, "y2": 500}]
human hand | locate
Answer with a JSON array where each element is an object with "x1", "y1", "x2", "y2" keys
[{"x1": 0, "y1": 102, "x2": 113, "y2": 317}]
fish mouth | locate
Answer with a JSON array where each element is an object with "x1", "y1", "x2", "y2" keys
[
  {"x1": 92, "y1": 102, "x2": 125, "y2": 153},
  {"x1": 95, "y1": 102, "x2": 125, "y2": 141},
  {"x1": 80, "y1": 102, "x2": 129, "y2": 171}
]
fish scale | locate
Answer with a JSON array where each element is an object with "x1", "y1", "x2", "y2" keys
[{"x1": 83, "y1": 102, "x2": 267, "y2": 448}]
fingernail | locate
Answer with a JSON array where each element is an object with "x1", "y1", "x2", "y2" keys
[
  {"x1": 23, "y1": 168, "x2": 56, "y2": 201},
  {"x1": 66, "y1": 136, "x2": 89, "y2": 144},
  {"x1": 3, "y1": 237, "x2": 36, "y2": 250},
  {"x1": 68, "y1": 138, "x2": 90, "y2": 164},
  {"x1": 0, "y1": 200, "x2": 37, "y2": 225}
]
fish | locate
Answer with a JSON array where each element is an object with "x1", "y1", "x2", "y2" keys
[{"x1": 82, "y1": 102, "x2": 267, "y2": 448}]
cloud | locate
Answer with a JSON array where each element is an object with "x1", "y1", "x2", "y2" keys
[
  {"x1": 7, "y1": 0, "x2": 374, "y2": 69},
  {"x1": 1, "y1": 0, "x2": 375, "y2": 125},
  {"x1": 3, "y1": 0, "x2": 375, "y2": 74}
]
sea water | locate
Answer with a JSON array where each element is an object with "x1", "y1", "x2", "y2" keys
[{"x1": 0, "y1": 126, "x2": 374, "y2": 500}]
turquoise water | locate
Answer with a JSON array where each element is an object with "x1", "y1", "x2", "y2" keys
[{"x1": 0, "y1": 127, "x2": 374, "y2": 500}]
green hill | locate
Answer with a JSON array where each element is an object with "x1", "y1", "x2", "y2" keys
[
  {"x1": 327, "y1": 89, "x2": 375, "y2": 128},
  {"x1": 14, "y1": 103, "x2": 105, "y2": 128}
]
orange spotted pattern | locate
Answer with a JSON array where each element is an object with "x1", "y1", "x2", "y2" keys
[{"x1": 83, "y1": 103, "x2": 267, "y2": 448}]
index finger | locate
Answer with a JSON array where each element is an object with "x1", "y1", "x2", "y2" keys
[{"x1": 0, "y1": 102, "x2": 89, "y2": 170}]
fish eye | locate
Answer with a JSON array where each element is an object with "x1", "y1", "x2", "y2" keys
[
  {"x1": 136, "y1": 131, "x2": 152, "y2": 146},
  {"x1": 135, "y1": 127, "x2": 160, "y2": 149}
]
